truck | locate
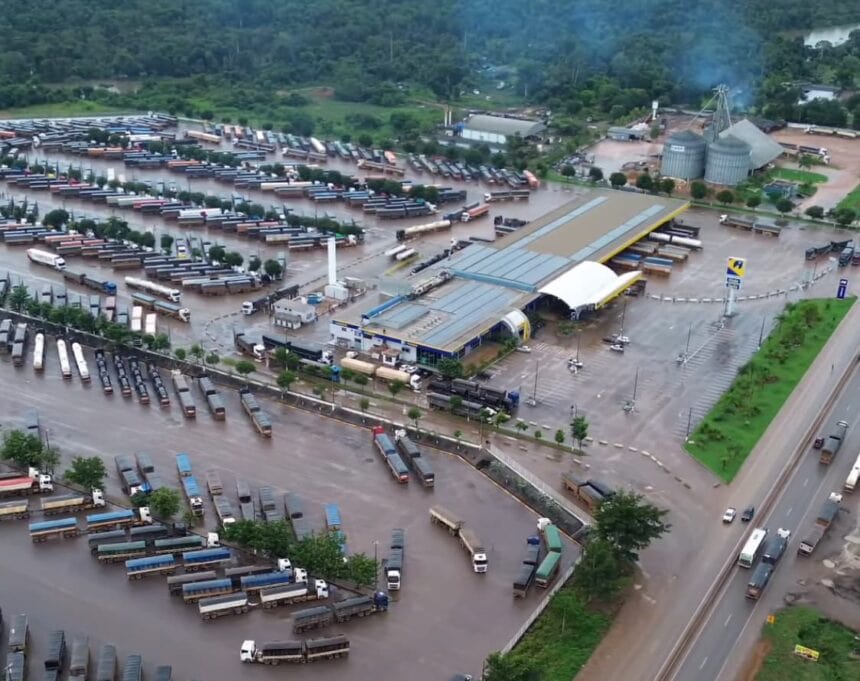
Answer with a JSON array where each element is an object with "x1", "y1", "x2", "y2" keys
[
  {"x1": 96, "y1": 540, "x2": 148, "y2": 563},
  {"x1": 199, "y1": 378, "x2": 226, "y2": 420},
  {"x1": 820, "y1": 420, "x2": 849, "y2": 464},
  {"x1": 745, "y1": 562, "x2": 774, "y2": 600},
  {"x1": 115, "y1": 454, "x2": 144, "y2": 496},
  {"x1": 386, "y1": 543, "x2": 404, "y2": 590},
  {"x1": 182, "y1": 476, "x2": 205, "y2": 517},
  {"x1": 240, "y1": 636, "x2": 350, "y2": 664},
  {"x1": 5, "y1": 652, "x2": 25, "y2": 681},
  {"x1": 166, "y1": 570, "x2": 218, "y2": 595},
  {"x1": 63, "y1": 270, "x2": 117, "y2": 295},
  {"x1": 70, "y1": 342, "x2": 90, "y2": 381},
  {"x1": 237, "y1": 480, "x2": 255, "y2": 520},
  {"x1": 95, "y1": 644, "x2": 117, "y2": 681},
  {"x1": 154, "y1": 666, "x2": 173, "y2": 681},
  {"x1": 181, "y1": 578, "x2": 235, "y2": 603},
  {"x1": 394, "y1": 430, "x2": 435, "y2": 487},
  {"x1": 122, "y1": 654, "x2": 142, "y2": 681},
  {"x1": 798, "y1": 493, "x2": 842, "y2": 555},
  {"x1": 371, "y1": 427, "x2": 410, "y2": 483},
  {"x1": 293, "y1": 592, "x2": 389, "y2": 633},
  {"x1": 144, "y1": 313, "x2": 157, "y2": 336},
  {"x1": 69, "y1": 636, "x2": 89, "y2": 678},
  {"x1": 259, "y1": 580, "x2": 329, "y2": 609},
  {"x1": 88, "y1": 529, "x2": 129, "y2": 553},
  {"x1": 762, "y1": 528, "x2": 791, "y2": 565},
  {"x1": 175, "y1": 452, "x2": 192, "y2": 477},
  {"x1": 56, "y1": 338, "x2": 73, "y2": 379},
  {"x1": 429, "y1": 505, "x2": 463, "y2": 534},
  {"x1": 205, "y1": 468, "x2": 224, "y2": 496},
  {"x1": 239, "y1": 388, "x2": 272, "y2": 437},
  {"x1": 513, "y1": 562, "x2": 538, "y2": 598},
  {"x1": 8, "y1": 613, "x2": 28, "y2": 652},
  {"x1": 0, "y1": 467, "x2": 53, "y2": 497},
  {"x1": 324, "y1": 503, "x2": 342, "y2": 531},
  {"x1": 29, "y1": 517, "x2": 80, "y2": 542},
  {"x1": 41, "y1": 489, "x2": 106, "y2": 515},
  {"x1": 131, "y1": 305, "x2": 143, "y2": 333},
  {"x1": 130, "y1": 292, "x2": 190, "y2": 323},
  {"x1": 124, "y1": 276, "x2": 181, "y2": 303},
  {"x1": 198, "y1": 591, "x2": 251, "y2": 620},
  {"x1": 459, "y1": 527, "x2": 488, "y2": 573},
  {"x1": 171, "y1": 371, "x2": 196, "y2": 418},
  {"x1": 125, "y1": 554, "x2": 177, "y2": 579},
  {"x1": 183, "y1": 547, "x2": 232, "y2": 571},
  {"x1": 45, "y1": 629, "x2": 67, "y2": 670},
  {"x1": 258, "y1": 486, "x2": 282, "y2": 522},
  {"x1": 27, "y1": 247, "x2": 66, "y2": 270},
  {"x1": 0, "y1": 499, "x2": 30, "y2": 521},
  {"x1": 86, "y1": 508, "x2": 152, "y2": 533},
  {"x1": 240, "y1": 570, "x2": 294, "y2": 593},
  {"x1": 129, "y1": 523, "x2": 170, "y2": 542},
  {"x1": 214, "y1": 496, "x2": 237, "y2": 526},
  {"x1": 534, "y1": 551, "x2": 561, "y2": 587}
]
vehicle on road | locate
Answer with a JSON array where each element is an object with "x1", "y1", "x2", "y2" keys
[
  {"x1": 722, "y1": 507, "x2": 736, "y2": 523},
  {"x1": 843, "y1": 452, "x2": 860, "y2": 493},
  {"x1": 741, "y1": 505, "x2": 755, "y2": 522},
  {"x1": 738, "y1": 527, "x2": 768, "y2": 568}
]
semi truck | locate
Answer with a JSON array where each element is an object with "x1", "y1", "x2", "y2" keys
[
  {"x1": 240, "y1": 636, "x2": 350, "y2": 664},
  {"x1": 27, "y1": 247, "x2": 66, "y2": 270},
  {"x1": 182, "y1": 547, "x2": 232, "y2": 571},
  {"x1": 214, "y1": 496, "x2": 237, "y2": 526},
  {"x1": 29, "y1": 517, "x2": 80, "y2": 542},
  {"x1": 513, "y1": 561, "x2": 538, "y2": 598},
  {"x1": 96, "y1": 541, "x2": 148, "y2": 563},
  {"x1": 85, "y1": 508, "x2": 152, "y2": 533},
  {"x1": 240, "y1": 570, "x2": 295, "y2": 593},
  {"x1": 820, "y1": 420, "x2": 849, "y2": 465},
  {"x1": 762, "y1": 528, "x2": 791, "y2": 565},
  {"x1": 0, "y1": 499, "x2": 30, "y2": 521},
  {"x1": 259, "y1": 580, "x2": 329, "y2": 609},
  {"x1": 429, "y1": 505, "x2": 463, "y2": 534},
  {"x1": 340, "y1": 357, "x2": 420, "y2": 391},
  {"x1": 258, "y1": 486, "x2": 282, "y2": 522},
  {"x1": 166, "y1": 570, "x2": 218, "y2": 595},
  {"x1": 87, "y1": 529, "x2": 129, "y2": 553},
  {"x1": 8, "y1": 613, "x2": 28, "y2": 652},
  {"x1": 292, "y1": 592, "x2": 389, "y2": 633},
  {"x1": 371, "y1": 427, "x2": 410, "y2": 483},
  {"x1": 125, "y1": 554, "x2": 177, "y2": 579},
  {"x1": 41, "y1": 489, "x2": 105, "y2": 515},
  {"x1": 124, "y1": 277, "x2": 181, "y2": 303},
  {"x1": 198, "y1": 591, "x2": 251, "y2": 620},
  {"x1": 428, "y1": 506, "x2": 487, "y2": 572},
  {"x1": 181, "y1": 578, "x2": 235, "y2": 603},
  {"x1": 176, "y1": 452, "x2": 192, "y2": 477},
  {"x1": 69, "y1": 635, "x2": 89, "y2": 678},
  {"x1": 394, "y1": 430, "x2": 435, "y2": 487},
  {"x1": 386, "y1": 528, "x2": 405, "y2": 590},
  {"x1": 95, "y1": 644, "x2": 117, "y2": 681},
  {"x1": 115, "y1": 454, "x2": 144, "y2": 496},
  {"x1": 181, "y1": 476, "x2": 205, "y2": 517},
  {"x1": 745, "y1": 563, "x2": 774, "y2": 600},
  {"x1": 130, "y1": 292, "x2": 190, "y2": 323},
  {"x1": 239, "y1": 388, "x2": 273, "y2": 437},
  {"x1": 798, "y1": 493, "x2": 842, "y2": 555},
  {"x1": 71, "y1": 342, "x2": 90, "y2": 381},
  {"x1": 0, "y1": 468, "x2": 53, "y2": 497},
  {"x1": 237, "y1": 480, "x2": 255, "y2": 520},
  {"x1": 324, "y1": 503, "x2": 342, "y2": 531},
  {"x1": 45, "y1": 629, "x2": 67, "y2": 670},
  {"x1": 56, "y1": 338, "x2": 72, "y2": 379},
  {"x1": 198, "y1": 378, "x2": 226, "y2": 420},
  {"x1": 62, "y1": 270, "x2": 117, "y2": 294},
  {"x1": 171, "y1": 371, "x2": 197, "y2": 418}
]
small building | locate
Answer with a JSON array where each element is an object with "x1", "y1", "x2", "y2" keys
[
  {"x1": 798, "y1": 83, "x2": 841, "y2": 103},
  {"x1": 763, "y1": 180, "x2": 797, "y2": 200},
  {"x1": 607, "y1": 126, "x2": 647, "y2": 141},
  {"x1": 273, "y1": 299, "x2": 316, "y2": 329},
  {"x1": 719, "y1": 119, "x2": 784, "y2": 170},
  {"x1": 459, "y1": 114, "x2": 546, "y2": 146}
]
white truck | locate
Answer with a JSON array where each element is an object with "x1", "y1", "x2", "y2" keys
[
  {"x1": 258, "y1": 580, "x2": 329, "y2": 609},
  {"x1": 124, "y1": 276, "x2": 181, "y2": 303},
  {"x1": 144, "y1": 313, "x2": 157, "y2": 336},
  {"x1": 429, "y1": 506, "x2": 487, "y2": 572},
  {"x1": 27, "y1": 248, "x2": 66, "y2": 270},
  {"x1": 131, "y1": 306, "x2": 143, "y2": 333}
]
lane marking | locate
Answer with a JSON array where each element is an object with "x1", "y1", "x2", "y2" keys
[
  {"x1": 724, "y1": 614, "x2": 733, "y2": 627},
  {"x1": 786, "y1": 507, "x2": 793, "y2": 517},
  {"x1": 803, "y1": 477, "x2": 809, "y2": 487},
  {"x1": 699, "y1": 657, "x2": 709, "y2": 670}
]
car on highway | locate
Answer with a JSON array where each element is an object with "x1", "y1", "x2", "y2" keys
[
  {"x1": 741, "y1": 505, "x2": 755, "y2": 522},
  {"x1": 722, "y1": 507, "x2": 737, "y2": 523}
]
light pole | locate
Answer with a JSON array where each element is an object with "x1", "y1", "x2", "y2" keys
[
  {"x1": 575, "y1": 332, "x2": 581, "y2": 363},
  {"x1": 372, "y1": 540, "x2": 379, "y2": 590},
  {"x1": 632, "y1": 366, "x2": 639, "y2": 403},
  {"x1": 758, "y1": 316, "x2": 766, "y2": 349}
]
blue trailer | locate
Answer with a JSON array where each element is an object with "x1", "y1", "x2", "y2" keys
[
  {"x1": 181, "y1": 476, "x2": 204, "y2": 517},
  {"x1": 176, "y1": 453, "x2": 193, "y2": 477},
  {"x1": 29, "y1": 517, "x2": 79, "y2": 543},
  {"x1": 125, "y1": 554, "x2": 176, "y2": 579},
  {"x1": 86, "y1": 509, "x2": 136, "y2": 531},
  {"x1": 182, "y1": 547, "x2": 232, "y2": 571},
  {"x1": 240, "y1": 570, "x2": 293, "y2": 592},
  {"x1": 324, "y1": 503, "x2": 342, "y2": 531},
  {"x1": 181, "y1": 578, "x2": 234, "y2": 603}
]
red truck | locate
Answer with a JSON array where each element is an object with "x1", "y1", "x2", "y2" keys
[{"x1": 0, "y1": 468, "x2": 54, "y2": 498}]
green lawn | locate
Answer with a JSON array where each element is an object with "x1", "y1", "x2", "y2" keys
[
  {"x1": 685, "y1": 297, "x2": 855, "y2": 482},
  {"x1": 0, "y1": 101, "x2": 130, "y2": 119},
  {"x1": 771, "y1": 168, "x2": 828, "y2": 184},
  {"x1": 507, "y1": 582, "x2": 612, "y2": 681},
  {"x1": 836, "y1": 183, "x2": 860, "y2": 211},
  {"x1": 756, "y1": 606, "x2": 860, "y2": 680}
]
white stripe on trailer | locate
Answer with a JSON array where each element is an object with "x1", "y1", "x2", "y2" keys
[
  {"x1": 33, "y1": 333, "x2": 45, "y2": 371},
  {"x1": 56, "y1": 339, "x2": 72, "y2": 379},
  {"x1": 71, "y1": 342, "x2": 90, "y2": 382}
]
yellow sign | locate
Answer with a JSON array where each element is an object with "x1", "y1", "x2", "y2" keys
[
  {"x1": 793, "y1": 644, "x2": 820, "y2": 661},
  {"x1": 767, "y1": 615, "x2": 776, "y2": 624},
  {"x1": 727, "y1": 257, "x2": 746, "y2": 279}
]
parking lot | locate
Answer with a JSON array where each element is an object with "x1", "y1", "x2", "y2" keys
[{"x1": 0, "y1": 354, "x2": 578, "y2": 680}]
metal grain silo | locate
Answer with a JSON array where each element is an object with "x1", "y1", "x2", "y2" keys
[
  {"x1": 660, "y1": 130, "x2": 707, "y2": 180},
  {"x1": 704, "y1": 135, "x2": 751, "y2": 186}
]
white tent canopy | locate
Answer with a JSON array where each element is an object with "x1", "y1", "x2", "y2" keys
[{"x1": 538, "y1": 261, "x2": 641, "y2": 311}]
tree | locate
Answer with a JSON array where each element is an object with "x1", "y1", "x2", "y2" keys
[
  {"x1": 359, "y1": 397, "x2": 370, "y2": 415},
  {"x1": 387, "y1": 380, "x2": 404, "y2": 397},
  {"x1": 453, "y1": 429, "x2": 463, "y2": 447},
  {"x1": 264, "y1": 259, "x2": 283, "y2": 279},
  {"x1": 554, "y1": 429, "x2": 565, "y2": 445},
  {"x1": 8, "y1": 283, "x2": 31, "y2": 312},
  {"x1": 205, "y1": 352, "x2": 220, "y2": 366},
  {"x1": 174, "y1": 348, "x2": 187, "y2": 361},
  {"x1": 659, "y1": 177, "x2": 675, "y2": 196},
  {"x1": 834, "y1": 208, "x2": 856, "y2": 226},
  {"x1": 515, "y1": 420, "x2": 529, "y2": 433},
  {"x1": 37, "y1": 446, "x2": 61, "y2": 474},
  {"x1": 277, "y1": 370, "x2": 297, "y2": 394},
  {"x1": 798, "y1": 154, "x2": 817, "y2": 169},
  {"x1": 609, "y1": 172, "x2": 627, "y2": 188},
  {"x1": 690, "y1": 181, "x2": 708, "y2": 200},
  {"x1": 42, "y1": 208, "x2": 70, "y2": 229},
  {"x1": 272, "y1": 347, "x2": 289, "y2": 369},
  {"x1": 437, "y1": 358, "x2": 463, "y2": 379},
  {"x1": 534, "y1": 429, "x2": 542, "y2": 440},
  {"x1": 571, "y1": 415, "x2": 589, "y2": 449},
  {"x1": 746, "y1": 195, "x2": 762, "y2": 209},
  {"x1": 224, "y1": 251, "x2": 244, "y2": 268},
  {"x1": 235, "y1": 360, "x2": 256, "y2": 377},
  {"x1": 573, "y1": 538, "x2": 627, "y2": 602},
  {"x1": 449, "y1": 395, "x2": 463, "y2": 413},
  {"x1": 635, "y1": 172, "x2": 654, "y2": 192},
  {"x1": 483, "y1": 652, "x2": 539, "y2": 681},
  {"x1": 1, "y1": 430, "x2": 43, "y2": 468},
  {"x1": 716, "y1": 189, "x2": 735, "y2": 205},
  {"x1": 208, "y1": 245, "x2": 226, "y2": 262},
  {"x1": 248, "y1": 256, "x2": 262, "y2": 272},
  {"x1": 588, "y1": 166, "x2": 604, "y2": 182},
  {"x1": 66, "y1": 456, "x2": 107, "y2": 491},
  {"x1": 775, "y1": 197, "x2": 794, "y2": 214},
  {"x1": 189, "y1": 344, "x2": 204, "y2": 364},
  {"x1": 594, "y1": 490, "x2": 671, "y2": 563},
  {"x1": 805, "y1": 205, "x2": 825, "y2": 219},
  {"x1": 148, "y1": 487, "x2": 182, "y2": 520},
  {"x1": 407, "y1": 407, "x2": 422, "y2": 431}
]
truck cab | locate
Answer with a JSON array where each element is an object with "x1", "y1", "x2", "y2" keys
[{"x1": 240, "y1": 641, "x2": 256, "y2": 663}]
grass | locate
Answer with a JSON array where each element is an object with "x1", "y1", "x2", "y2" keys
[
  {"x1": 756, "y1": 606, "x2": 859, "y2": 680},
  {"x1": 771, "y1": 168, "x2": 828, "y2": 184},
  {"x1": 0, "y1": 100, "x2": 130, "y2": 118},
  {"x1": 836, "y1": 183, "x2": 860, "y2": 211},
  {"x1": 685, "y1": 297, "x2": 855, "y2": 482},
  {"x1": 506, "y1": 582, "x2": 612, "y2": 681}
]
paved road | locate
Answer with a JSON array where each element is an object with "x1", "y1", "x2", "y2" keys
[{"x1": 673, "y1": 366, "x2": 860, "y2": 681}]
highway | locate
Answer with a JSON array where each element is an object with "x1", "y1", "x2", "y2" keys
[{"x1": 673, "y1": 366, "x2": 860, "y2": 681}]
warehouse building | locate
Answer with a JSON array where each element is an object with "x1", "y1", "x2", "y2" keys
[
  {"x1": 330, "y1": 191, "x2": 689, "y2": 364},
  {"x1": 457, "y1": 114, "x2": 546, "y2": 145}
]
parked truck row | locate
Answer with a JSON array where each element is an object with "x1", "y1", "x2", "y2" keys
[
  {"x1": 371, "y1": 427, "x2": 410, "y2": 483},
  {"x1": 292, "y1": 592, "x2": 389, "y2": 634},
  {"x1": 393, "y1": 430, "x2": 435, "y2": 487}
]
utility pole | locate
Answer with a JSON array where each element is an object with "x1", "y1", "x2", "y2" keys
[
  {"x1": 619, "y1": 298, "x2": 628, "y2": 334},
  {"x1": 373, "y1": 540, "x2": 379, "y2": 590},
  {"x1": 632, "y1": 366, "x2": 639, "y2": 402},
  {"x1": 758, "y1": 316, "x2": 766, "y2": 349},
  {"x1": 685, "y1": 407, "x2": 693, "y2": 441},
  {"x1": 685, "y1": 322, "x2": 692, "y2": 357},
  {"x1": 575, "y1": 332, "x2": 581, "y2": 363}
]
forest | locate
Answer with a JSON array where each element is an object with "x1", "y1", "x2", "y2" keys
[{"x1": 0, "y1": 0, "x2": 857, "y2": 127}]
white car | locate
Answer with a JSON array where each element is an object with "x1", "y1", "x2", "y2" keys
[
  {"x1": 515, "y1": 345, "x2": 532, "y2": 353},
  {"x1": 722, "y1": 507, "x2": 737, "y2": 523}
]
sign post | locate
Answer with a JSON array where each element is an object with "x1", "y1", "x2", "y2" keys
[
  {"x1": 724, "y1": 256, "x2": 746, "y2": 317},
  {"x1": 836, "y1": 278, "x2": 848, "y2": 300}
]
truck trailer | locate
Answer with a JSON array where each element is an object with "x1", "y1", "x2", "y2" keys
[
  {"x1": 0, "y1": 467, "x2": 53, "y2": 498},
  {"x1": 41, "y1": 489, "x2": 105, "y2": 515},
  {"x1": 29, "y1": 517, "x2": 80, "y2": 542},
  {"x1": 259, "y1": 580, "x2": 329, "y2": 609},
  {"x1": 292, "y1": 592, "x2": 388, "y2": 633},
  {"x1": 240, "y1": 636, "x2": 350, "y2": 664},
  {"x1": 371, "y1": 427, "x2": 410, "y2": 483},
  {"x1": 820, "y1": 420, "x2": 849, "y2": 465},
  {"x1": 198, "y1": 591, "x2": 251, "y2": 620},
  {"x1": 125, "y1": 554, "x2": 176, "y2": 579}
]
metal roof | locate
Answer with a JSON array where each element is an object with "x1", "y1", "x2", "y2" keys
[
  {"x1": 463, "y1": 115, "x2": 546, "y2": 137},
  {"x1": 719, "y1": 119, "x2": 784, "y2": 169}
]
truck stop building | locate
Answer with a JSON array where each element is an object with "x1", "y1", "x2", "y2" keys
[
  {"x1": 330, "y1": 191, "x2": 688, "y2": 364},
  {"x1": 458, "y1": 115, "x2": 546, "y2": 146}
]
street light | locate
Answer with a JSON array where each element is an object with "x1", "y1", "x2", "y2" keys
[{"x1": 372, "y1": 540, "x2": 379, "y2": 590}]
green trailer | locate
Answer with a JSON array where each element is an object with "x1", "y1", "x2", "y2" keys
[
  {"x1": 543, "y1": 524, "x2": 562, "y2": 553},
  {"x1": 96, "y1": 540, "x2": 148, "y2": 563},
  {"x1": 152, "y1": 535, "x2": 206, "y2": 555},
  {"x1": 535, "y1": 552, "x2": 561, "y2": 588}
]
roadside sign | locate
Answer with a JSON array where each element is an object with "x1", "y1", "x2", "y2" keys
[
  {"x1": 726, "y1": 277, "x2": 741, "y2": 290},
  {"x1": 766, "y1": 614, "x2": 776, "y2": 624},
  {"x1": 836, "y1": 278, "x2": 848, "y2": 300},
  {"x1": 727, "y1": 257, "x2": 746, "y2": 279},
  {"x1": 793, "y1": 644, "x2": 819, "y2": 661}
]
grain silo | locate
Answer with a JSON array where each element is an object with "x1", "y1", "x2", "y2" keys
[
  {"x1": 704, "y1": 135, "x2": 750, "y2": 186},
  {"x1": 660, "y1": 130, "x2": 707, "y2": 180}
]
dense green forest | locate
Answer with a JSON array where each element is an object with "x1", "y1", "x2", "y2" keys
[{"x1": 0, "y1": 0, "x2": 858, "y2": 127}]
